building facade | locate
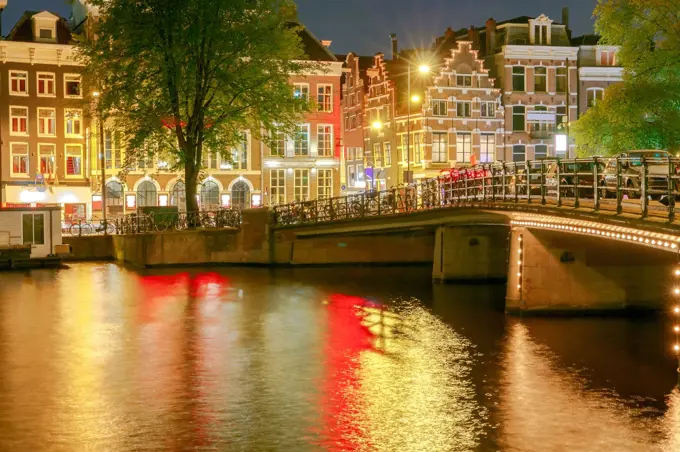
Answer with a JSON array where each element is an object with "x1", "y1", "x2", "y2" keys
[{"x1": 572, "y1": 34, "x2": 623, "y2": 116}]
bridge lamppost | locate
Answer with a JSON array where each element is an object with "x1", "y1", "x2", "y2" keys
[
  {"x1": 406, "y1": 64, "x2": 430, "y2": 184},
  {"x1": 371, "y1": 120, "x2": 383, "y2": 191}
]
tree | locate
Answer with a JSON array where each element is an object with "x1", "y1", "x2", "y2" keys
[
  {"x1": 81, "y1": 0, "x2": 313, "y2": 212},
  {"x1": 572, "y1": 0, "x2": 680, "y2": 155}
]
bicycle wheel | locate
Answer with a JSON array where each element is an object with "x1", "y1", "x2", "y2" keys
[{"x1": 69, "y1": 223, "x2": 82, "y2": 237}]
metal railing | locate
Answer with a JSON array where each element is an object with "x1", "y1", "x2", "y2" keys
[
  {"x1": 67, "y1": 210, "x2": 242, "y2": 236},
  {"x1": 273, "y1": 156, "x2": 680, "y2": 226}
]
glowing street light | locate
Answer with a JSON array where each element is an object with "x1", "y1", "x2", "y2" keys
[
  {"x1": 371, "y1": 120, "x2": 383, "y2": 130},
  {"x1": 411, "y1": 94, "x2": 421, "y2": 103},
  {"x1": 418, "y1": 64, "x2": 431, "y2": 74}
]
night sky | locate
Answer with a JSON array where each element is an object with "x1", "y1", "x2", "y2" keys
[{"x1": 9, "y1": 0, "x2": 597, "y2": 55}]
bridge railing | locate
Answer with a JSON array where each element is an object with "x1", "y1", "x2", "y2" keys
[{"x1": 273, "y1": 156, "x2": 680, "y2": 226}]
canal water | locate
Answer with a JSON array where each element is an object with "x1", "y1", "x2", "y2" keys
[{"x1": 0, "y1": 263, "x2": 678, "y2": 451}]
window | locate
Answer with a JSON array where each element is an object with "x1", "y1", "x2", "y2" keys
[
  {"x1": 512, "y1": 67, "x2": 525, "y2": 92},
  {"x1": 600, "y1": 50, "x2": 616, "y2": 66},
  {"x1": 170, "y1": 181, "x2": 186, "y2": 211},
  {"x1": 39, "y1": 28, "x2": 53, "y2": 39},
  {"x1": 456, "y1": 133, "x2": 472, "y2": 163},
  {"x1": 534, "y1": 67, "x2": 547, "y2": 93},
  {"x1": 106, "y1": 181, "x2": 125, "y2": 214},
  {"x1": 104, "y1": 131, "x2": 123, "y2": 169},
  {"x1": 414, "y1": 133, "x2": 422, "y2": 162},
  {"x1": 271, "y1": 130, "x2": 286, "y2": 156},
  {"x1": 556, "y1": 106, "x2": 567, "y2": 128},
  {"x1": 231, "y1": 134, "x2": 248, "y2": 170},
  {"x1": 456, "y1": 75, "x2": 472, "y2": 87},
  {"x1": 512, "y1": 106, "x2": 525, "y2": 132},
  {"x1": 401, "y1": 135, "x2": 409, "y2": 161},
  {"x1": 480, "y1": 102, "x2": 495, "y2": 118},
  {"x1": 65, "y1": 144, "x2": 83, "y2": 176},
  {"x1": 37, "y1": 73, "x2": 55, "y2": 96},
  {"x1": 534, "y1": 25, "x2": 548, "y2": 45},
  {"x1": 357, "y1": 164, "x2": 364, "y2": 182},
  {"x1": 64, "y1": 109, "x2": 82, "y2": 137},
  {"x1": 587, "y1": 88, "x2": 604, "y2": 107},
  {"x1": 38, "y1": 108, "x2": 56, "y2": 136},
  {"x1": 202, "y1": 150, "x2": 218, "y2": 169},
  {"x1": 294, "y1": 125, "x2": 309, "y2": 156},
  {"x1": 200, "y1": 181, "x2": 219, "y2": 208},
  {"x1": 383, "y1": 142, "x2": 391, "y2": 166},
  {"x1": 556, "y1": 67, "x2": 567, "y2": 93},
  {"x1": 9, "y1": 71, "x2": 28, "y2": 95},
  {"x1": 10, "y1": 143, "x2": 29, "y2": 176},
  {"x1": 480, "y1": 134, "x2": 495, "y2": 163},
  {"x1": 348, "y1": 165, "x2": 356, "y2": 185},
  {"x1": 512, "y1": 145, "x2": 526, "y2": 162},
  {"x1": 374, "y1": 143, "x2": 382, "y2": 167},
  {"x1": 456, "y1": 102, "x2": 471, "y2": 118},
  {"x1": 136, "y1": 181, "x2": 158, "y2": 207},
  {"x1": 270, "y1": 169, "x2": 286, "y2": 205},
  {"x1": 317, "y1": 84, "x2": 333, "y2": 112},
  {"x1": 64, "y1": 74, "x2": 82, "y2": 98},
  {"x1": 432, "y1": 99, "x2": 448, "y2": 116},
  {"x1": 534, "y1": 144, "x2": 548, "y2": 160},
  {"x1": 317, "y1": 125, "x2": 333, "y2": 156},
  {"x1": 432, "y1": 132, "x2": 448, "y2": 163},
  {"x1": 22, "y1": 214, "x2": 45, "y2": 246},
  {"x1": 294, "y1": 169, "x2": 309, "y2": 201},
  {"x1": 10, "y1": 106, "x2": 28, "y2": 135},
  {"x1": 293, "y1": 83, "x2": 309, "y2": 101},
  {"x1": 39, "y1": 144, "x2": 56, "y2": 175},
  {"x1": 317, "y1": 169, "x2": 333, "y2": 199}
]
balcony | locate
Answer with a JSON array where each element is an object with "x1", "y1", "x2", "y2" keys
[{"x1": 529, "y1": 129, "x2": 554, "y2": 139}]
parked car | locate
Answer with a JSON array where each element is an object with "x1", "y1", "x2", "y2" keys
[
  {"x1": 545, "y1": 160, "x2": 607, "y2": 197},
  {"x1": 600, "y1": 150, "x2": 674, "y2": 199}
]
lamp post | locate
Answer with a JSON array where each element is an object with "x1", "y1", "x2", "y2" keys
[
  {"x1": 406, "y1": 64, "x2": 430, "y2": 185},
  {"x1": 371, "y1": 120, "x2": 383, "y2": 190},
  {"x1": 93, "y1": 91, "x2": 107, "y2": 234},
  {"x1": 0, "y1": 0, "x2": 6, "y2": 206}
]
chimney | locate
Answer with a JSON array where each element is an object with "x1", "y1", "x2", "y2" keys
[
  {"x1": 468, "y1": 25, "x2": 480, "y2": 49},
  {"x1": 562, "y1": 7, "x2": 571, "y2": 37},
  {"x1": 321, "y1": 40, "x2": 332, "y2": 48},
  {"x1": 390, "y1": 33, "x2": 398, "y2": 60},
  {"x1": 445, "y1": 26, "x2": 454, "y2": 40},
  {"x1": 485, "y1": 18, "x2": 497, "y2": 54}
]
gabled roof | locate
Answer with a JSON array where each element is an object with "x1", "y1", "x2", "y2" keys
[
  {"x1": 6, "y1": 10, "x2": 73, "y2": 44},
  {"x1": 288, "y1": 22, "x2": 337, "y2": 62}
]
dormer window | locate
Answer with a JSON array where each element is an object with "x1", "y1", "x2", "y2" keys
[
  {"x1": 599, "y1": 49, "x2": 617, "y2": 66},
  {"x1": 534, "y1": 25, "x2": 548, "y2": 45},
  {"x1": 529, "y1": 15, "x2": 554, "y2": 46},
  {"x1": 31, "y1": 11, "x2": 59, "y2": 43},
  {"x1": 39, "y1": 28, "x2": 53, "y2": 39}
]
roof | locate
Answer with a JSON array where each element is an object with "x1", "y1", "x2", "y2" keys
[
  {"x1": 572, "y1": 34, "x2": 601, "y2": 46},
  {"x1": 288, "y1": 22, "x2": 337, "y2": 62},
  {"x1": 6, "y1": 11, "x2": 73, "y2": 44}
]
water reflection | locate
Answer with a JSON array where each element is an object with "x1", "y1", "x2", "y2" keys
[{"x1": 0, "y1": 263, "x2": 678, "y2": 450}]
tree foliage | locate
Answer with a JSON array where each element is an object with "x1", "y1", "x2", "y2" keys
[
  {"x1": 572, "y1": 0, "x2": 680, "y2": 156},
  {"x1": 81, "y1": 0, "x2": 313, "y2": 212}
]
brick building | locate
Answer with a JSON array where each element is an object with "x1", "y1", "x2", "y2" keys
[{"x1": 572, "y1": 34, "x2": 623, "y2": 116}]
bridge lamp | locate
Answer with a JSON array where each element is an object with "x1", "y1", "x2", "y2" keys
[
  {"x1": 418, "y1": 64, "x2": 431, "y2": 74},
  {"x1": 371, "y1": 120, "x2": 383, "y2": 131},
  {"x1": 411, "y1": 94, "x2": 421, "y2": 103}
]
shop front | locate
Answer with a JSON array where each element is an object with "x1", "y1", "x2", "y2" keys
[{"x1": 3, "y1": 185, "x2": 92, "y2": 223}]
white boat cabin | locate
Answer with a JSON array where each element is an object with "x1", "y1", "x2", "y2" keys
[{"x1": 0, "y1": 206, "x2": 63, "y2": 258}]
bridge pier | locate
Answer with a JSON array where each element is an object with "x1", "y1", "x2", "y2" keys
[
  {"x1": 433, "y1": 226, "x2": 509, "y2": 283},
  {"x1": 506, "y1": 226, "x2": 672, "y2": 314}
]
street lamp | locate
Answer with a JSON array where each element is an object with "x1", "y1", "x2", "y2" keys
[
  {"x1": 372, "y1": 120, "x2": 383, "y2": 130},
  {"x1": 93, "y1": 90, "x2": 108, "y2": 234},
  {"x1": 406, "y1": 63, "x2": 429, "y2": 184}
]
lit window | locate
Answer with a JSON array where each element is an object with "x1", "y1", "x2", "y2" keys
[
  {"x1": 231, "y1": 134, "x2": 248, "y2": 170},
  {"x1": 38, "y1": 108, "x2": 56, "y2": 136},
  {"x1": 64, "y1": 109, "x2": 83, "y2": 137},
  {"x1": 317, "y1": 125, "x2": 333, "y2": 157},
  {"x1": 270, "y1": 169, "x2": 286, "y2": 205},
  {"x1": 37, "y1": 73, "x2": 55, "y2": 96},
  {"x1": 271, "y1": 129, "x2": 286, "y2": 156},
  {"x1": 294, "y1": 169, "x2": 309, "y2": 201},
  {"x1": 383, "y1": 142, "x2": 391, "y2": 166},
  {"x1": 480, "y1": 134, "x2": 495, "y2": 163},
  {"x1": 294, "y1": 124, "x2": 309, "y2": 156},
  {"x1": 456, "y1": 133, "x2": 472, "y2": 163},
  {"x1": 39, "y1": 143, "x2": 56, "y2": 175},
  {"x1": 10, "y1": 106, "x2": 29, "y2": 135},
  {"x1": 293, "y1": 83, "x2": 309, "y2": 101},
  {"x1": 431, "y1": 99, "x2": 448, "y2": 116},
  {"x1": 317, "y1": 169, "x2": 333, "y2": 199},
  {"x1": 600, "y1": 50, "x2": 616, "y2": 66},
  {"x1": 10, "y1": 143, "x2": 29, "y2": 176},
  {"x1": 456, "y1": 101, "x2": 471, "y2": 118},
  {"x1": 373, "y1": 143, "x2": 382, "y2": 167},
  {"x1": 104, "y1": 130, "x2": 123, "y2": 169},
  {"x1": 64, "y1": 74, "x2": 82, "y2": 98},
  {"x1": 65, "y1": 144, "x2": 83, "y2": 176},
  {"x1": 413, "y1": 133, "x2": 422, "y2": 162},
  {"x1": 202, "y1": 150, "x2": 218, "y2": 169},
  {"x1": 480, "y1": 101, "x2": 496, "y2": 118},
  {"x1": 9, "y1": 71, "x2": 28, "y2": 95},
  {"x1": 432, "y1": 132, "x2": 448, "y2": 163},
  {"x1": 317, "y1": 84, "x2": 333, "y2": 112}
]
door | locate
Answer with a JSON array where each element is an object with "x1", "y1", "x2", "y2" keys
[
  {"x1": 22, "y1": 213, "x2": 49, "y2": 257},
  {"x1": 231, "y1": 181, "x2": 250, "y2": 209}
]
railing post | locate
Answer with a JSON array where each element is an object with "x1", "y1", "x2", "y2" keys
[
  {"x1": 593, "y1": 157, "x2": 600, "y2": 211},
  {"x1": 78, "y1": 219, "x2": 82, "y2": 237},
  {"x1": 526, "y1": 160, "x2": 531, "y2": 204},
  {"x1": 556, "y1": 160, "x2": 562, "y2": 207},
  {"x1": 502, "y1": 163, "x2": 507, "y2": 201},
  {"x1": 616, "y1": 157, "x2": 623, "y2": 215},
  {"x1": 669, "y1": 158, "x2": 676, "y2": 222},
  {"x1": 641, "y1": 156, "x2": 649, "y2": 218},
  {"x1": 481, "y1": 165, "x2": 486, "y2": 202},
  {"x1": 464, "y1": 172, "x2": 469, "y2": 203},
  {"x1": 574, "y1": 161, "x2": 580, "y2": 209},
  {"x1": 540, "y1": 160, "x2": 546, "y2": 205},
  {"x1": 514, "y1": 164, "x2": 519, "y2": 204},
  {"x1": 491, "y1": 165, "x2": 497, "y2": 202},
  {"x1": 361, "y1": 193, "x2": 366, "y2": 217}
]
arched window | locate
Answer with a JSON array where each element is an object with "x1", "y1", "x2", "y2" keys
[
  {"x1": 105, "y1": 180, "x2": 124, "y2": 216},
  {"x1": 231, "y1": 180, "x2": 250, "y2": 209},
  {"x1": 200, "y1": 180, "x2": 220, "y2": 210},
  {"x1": 170, "y1": 180, "x2": 186, "y2": 211},
  {"x1": 137, "y1": 180, "x2": 157, "y2": 208}
]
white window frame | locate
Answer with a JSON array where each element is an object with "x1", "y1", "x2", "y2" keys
[
  {"x1": 456, "y1": 133, "x2": 472, "y2": 163},
  {"x1": 64, "y1": 109, "x2": 83, "y2": 138},
  {"x1": 271, "y1": 129, "x2": 286, "y2": 157},
  {"x1": 317, "y1": 124, "x2": 333, "y2": 157},
  {"x1": 587, "y1": 88, "x2": 605, "y2": 107},
  {"x1": 293, "y1": 83, "x2": 309, "y2": 101},
  {"x1": 38, "y1": 143, "x2": 57, "y2": 175},
  {"x1": 317, "y1": 84, "x2": 333, "y2": 113},
  {"x1": 317, "y1": 168, "x2": 333, "y2": 199},
  {"x1": 456, "y1": 75, "x2": 472, "y2": 87},
  {"x1": 432, "y1": 99, "x2": 448, "y2": 117},
  {"x1": 534, "y1": 144, "x2": 548, "y2": 160},
  {"x1": 480, "y1": 101, "x2": 496, "y2": 118},
  {"x1": 229, "y1": 133, "x2": 249, "y2": 170},
  {"x1": 294, "y1": 124, "x2": 310, "y2": 156},
  {"x1": 294, "y1": 168, "x2": 309, "y2": 201},
  {"x1": 456, "y1": 101, "x2": 472, "y2": 118},
  {"x1": 270, "y1": 168, "x2": 286, "y2": 205},
  {"x1": 37, "y1": 72, "x2": 56, "y2": 97},
  {"x1": 512, "y1": 67, "x2": 525, "y2": 92},
  {"x1": 534, "y1": 66, "x2": 547, "y2": 93},
  {"x1": 432, "y1": 132, "x2": 448, "y2": 163},
  {"x1": 65, "y1": 144, "x2": 84, "y2": 178},
  {"x1": 202, "y1": 149, "x2": 219, "y2": 170},
  {"x1": 480, "y1": 133, "x2": 495, "y2": 163},
  {"x1": 22, "y1": 213, "x2": 45, "y2": 246},
  {"x1": 599, "y1": 49, "x2": 616, "y2": 67},
  {"x1": 37, "y1": 107, "x2": 57, "y2": 137},
  {"x1": 348, "y1": 165, "x2": 356, "y2": 185},
  {"x1": 9, "y1": 71, "x2": 29, "y2": 96},
  {"x1": 9, "y1": 106, "x2": 29, "y2": 136},
  {"x1": 373, "y1": 143, "x2": 382, "y2": 167},
  {"x1": 64, "y1": 73, "x2": 83, "y2": 99},
  {"x1": 10, "y1": 142, "x2": 30, "y2": 178},
  {"x1": 556, "y1": 67, "x2": 568, "y2": 93},
  {"x1": 383, "y1": 142, "x2": 392, "y2": 166}
]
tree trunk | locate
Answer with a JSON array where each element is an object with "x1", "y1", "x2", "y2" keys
[{"x1": 185, "y1": 162, "x2": 199, "y2": 214}]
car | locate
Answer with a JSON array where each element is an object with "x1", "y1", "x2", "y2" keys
[
  {"x1": 600, "y1": 150, "x2": 674, "y2": 199},
  {"x1": 545, "y1": 160, "x2": 607, "y2": 198}
]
